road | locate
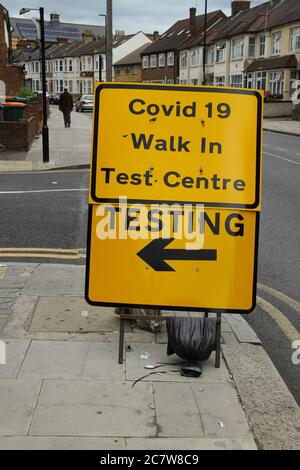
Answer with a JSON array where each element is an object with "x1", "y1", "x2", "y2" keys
[{"x1": 0, "y1": 130, "x2": 299, "y2": 404}]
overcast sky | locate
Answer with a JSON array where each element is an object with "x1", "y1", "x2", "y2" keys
[{"x1": 8, "y1": 0, "x2": 266, "y2": 34}]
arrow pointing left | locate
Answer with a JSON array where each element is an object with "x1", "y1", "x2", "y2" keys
[{"x1": 137, "y1": 238, "x2": 217, "y2": 272}]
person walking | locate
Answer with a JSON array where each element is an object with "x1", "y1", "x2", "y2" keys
[{"x1": 59, "y1": 88, "x2": 73, "y2": 128}]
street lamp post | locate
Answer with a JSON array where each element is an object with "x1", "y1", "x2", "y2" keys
[
  {"x1": 106, "y1": 0, "x2": 113, "y2": 82},
  {"x1": 98, "y1": 14, "x2": 106, "y2": 82},
  {"x1": 202, "y1": 0, "x2": 208, "y2": 86},
  {"x1": 20, "y1": 7, "x2": 49, "y2": 163}
]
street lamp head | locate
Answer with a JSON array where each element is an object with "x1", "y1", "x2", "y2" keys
[{"x1": 19, "y1": 8, "x2": 32, "y2": 15}]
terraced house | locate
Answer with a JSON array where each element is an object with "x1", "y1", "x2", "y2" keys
[
  {"x1": 178, "y1": 0, "x2": 300, "y2": 99},
  {"x1": 14, "y1": 31, "x2": 151, "y2": 96},
  {"x1": 141, "y1": 7, "x2": 225, "y2": 84}
]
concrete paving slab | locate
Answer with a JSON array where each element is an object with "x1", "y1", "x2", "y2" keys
[
  {"x1": 0, "y1": 339, "x2": 30, "y2": 378},
  {"x1": 191, "y1": 383, "x2": 253, "y2": 439},
  {"x1": 1, "y1": 295, "x2": 38, "y2": 338},
  {"x1": 0, "y1": 436, "x2": 125, "y2": 450},
  {"x1": 126, "y1": 437, "x2": 257, "y2": 450},
  {"x1": 0, "y1": 315, "x2": 8, "y2": 331},
  {"x1": 223, "y1": 314, "x2": 261, "y2": 344},
  {"x1": 82, "y1": 342, "x2": 125, "y2": 380},
  {"x1": 18, "y1": 340, "x2": 88, "y2": 379},
  {"x1": 0, "y1": 379, "x2": 42, "y2": 435},
  {"x1": 30, "y1": 380, "x2": 155, "y2": 437},
  {"x1": 0, "y1": 264, "x2": 7, "y2": 280},
  {"x1": 18, "y1": 340, "x2": 125, "y2": 380},
  {"x1": 22, "y1": 265, "x2": 85, "y2": 296},
  {"x1": 125, "y1": 343, "x2": 229, "y2": 383},
  {"x1": 153, "y1": 382, "x2": 204, "y2": 437},
  {"x1": 30, "y1": 297, "x2": 119, "y2": 333}
]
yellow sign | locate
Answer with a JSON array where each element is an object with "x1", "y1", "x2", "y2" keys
[
  {"x1": 85, "y1": 204, "x2": 259, "y2": 313},
  {"x1": 90, "y1": 83, "x2": 263, "y2": 210}
]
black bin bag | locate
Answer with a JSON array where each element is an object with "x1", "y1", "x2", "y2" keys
[{"x1": 166, "y1": 317, "x2": 216, "y2": 361}]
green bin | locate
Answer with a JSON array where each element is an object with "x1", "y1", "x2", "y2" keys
[{"x1": 3, "y1": 102, "x2": 27, "y2": 121}]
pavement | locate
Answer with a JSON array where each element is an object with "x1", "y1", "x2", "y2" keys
[
  {"x1": 0, "y1": 106, "x2": 92, "y2": 172},
  {"x1": 0, "y1": 106, "x2": 300, "y2": 172},
  {"x1": 0, "y1": 262, "x2": 299, "y2": 450},
  {"x1": 263, "y1": 118, "x2": 300, "y2": 136}
]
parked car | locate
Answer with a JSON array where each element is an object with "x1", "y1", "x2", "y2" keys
[
  {"x1": 49, "y1": 94, "x2": 60, "y2": 105},
  {"x1": 76, "y1": 94, "x2": 94, "y2": 112}
]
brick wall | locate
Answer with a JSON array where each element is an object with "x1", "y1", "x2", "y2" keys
[
  {"x1": 0, "y1": 116, "x2": 36, "y2": 151},
  {"x1": 141, "y1": 52, "x2": 179, "y2": 83},
  {"x1": 114, "y1": 64, "x2": 143, "y2": 82},
  {"x1": 25, "y1": 103, "x2": 43, "y2": 134},
  {"x1": 0, "y1": 5, "x2": 25, "y2": 93}
]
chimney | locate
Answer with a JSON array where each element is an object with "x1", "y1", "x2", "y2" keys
[
  {"x1": 114, "y1": 30, "x2": 125, "y2": 38},
  {"x1": 153, "y1": 31, "x2": 159, "y2": 41},
  {"x1": 189, "y1": 7, "x2": 196, "y2": 35},
  {"x1": 231, "y1": 1, "x2": 251, "y2": 17},
  {"x1": 82, "y1": 29, "x2": 94, "y2": 44},
  {"x1": 50, "y1": 11, "x2": 60, "y2": 24}
]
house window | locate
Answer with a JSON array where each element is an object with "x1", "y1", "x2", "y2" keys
[
  {"x1": 215, "y1": 75, "x2": 225, "y2": 86},
  {"x1": 230, "y1": 74, "x2": 243, "y2": 88},
  {"x1": 59, "y1": 60, "x2": 63, "y2": 72},
  {"x1": 132, "y1": 64, "x2": 139, "y2": 75},
  {"x1": 269, "y1": 71, "x2": 284, "y2": 95},
  {"x1": 290, "y1": 27, "x2": 300, "y2": 51},
  {"x1": 59, "y1": 80, "x2": 64, "y2": 92},
  {"x1": 69, "y1": 60, "x2": 73, "y2": 72},
  {"x1": 115, "y1": 67, "x2": 121, "y2": 75},
  {"x1": 167, "y1": 52, "x2": 174, "y2": 66},
  {"x1": 87, "y1": 57, "x2": 92, "y2": 70},
  {"x1": 247, "y1": 73, "x2": 253, "y2": 89},
  {"x1": 272, "y1": 32, "x2": 281, "y2": 55},
  {"x1": 248, "y1": 37, "x2": 256, "y2": 57},
  {"x1": 289, "y1": 70, "x2": 298, "y2": 97},
  {"x1": 35, "y1": 61, "x2": 39, "y2": 73},
  {"x1": 180, "y1": 52, "x2": 187, "y2": 68},
  {"x1": 87, "y1": 80, "x2": 93, "y2": 94},
  {"x1": 206, "y1": 47, "x2": 214, "y2": 65},
  {"x1": 254, "y1": 71, "x2": 266, "y2": 90},
  {"x1": 142, "y1": 56, "x2": 149, "y2": 69},
  {"x1": 259, "y1": 36, "x2": 265, "y2": 57},
  {"x1": 150, "y1": 54, "x2": 157, "y2": 68},
  {"x1": 191, "y1": 78, "x2": 198, "y2": 85},
  {"x1": 158, "y1": 53, "x2": 165, "y2": 67},
  {"x1": 124, "y1": 66, "x2": 131, "y2": 75},
  {"x1": 191, "y1": 50, "x2": 199, "y2": 66},
  {"x1": 64, "y1": 59, "x2": 68, "y2": 72},
  {"x1": 180, "y1": 79, "x2": 188, "y2": 84},
  {"x1": 69, "y1": 80, "x2": 73, "y2": 93},
  {"x1": 232, "y1": 38, "x2": 244, "y2": 59},
  {"x1": 216, "y1": 44, "x2": 225, "y2": 63}
]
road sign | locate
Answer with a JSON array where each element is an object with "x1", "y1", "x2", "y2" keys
[
  {"x1": 90, "y1": 83, "x2": 263, "y2": 210},
  {"x1": 85, "y1": 204, "x2": 259, "y2": 313}
]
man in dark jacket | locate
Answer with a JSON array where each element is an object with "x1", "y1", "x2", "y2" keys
[{"x1": 59, "y1": 88, "x2": 73, "y2": 127}]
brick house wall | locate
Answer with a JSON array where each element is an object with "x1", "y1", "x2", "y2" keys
[
  {"x1": 0, "y1": 4, "x2": 24, "y2": 93},
  {"x1": 0, "y1": 116, "x2": 36, "y2": 151},
  {"x1": 142, "y1": 52, "x2": 179, "y2": 83},
  {"x1": 114, "y1": 64, "x2": 143, "y2": 82}
]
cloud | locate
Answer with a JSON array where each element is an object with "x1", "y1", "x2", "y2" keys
[{"x1": 6, "y1": 0, "x2": 266, "y2": 34}]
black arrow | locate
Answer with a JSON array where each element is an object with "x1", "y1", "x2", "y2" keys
[{"x1": 137, "y1": 238, "x2": 217, "y2": 272}]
